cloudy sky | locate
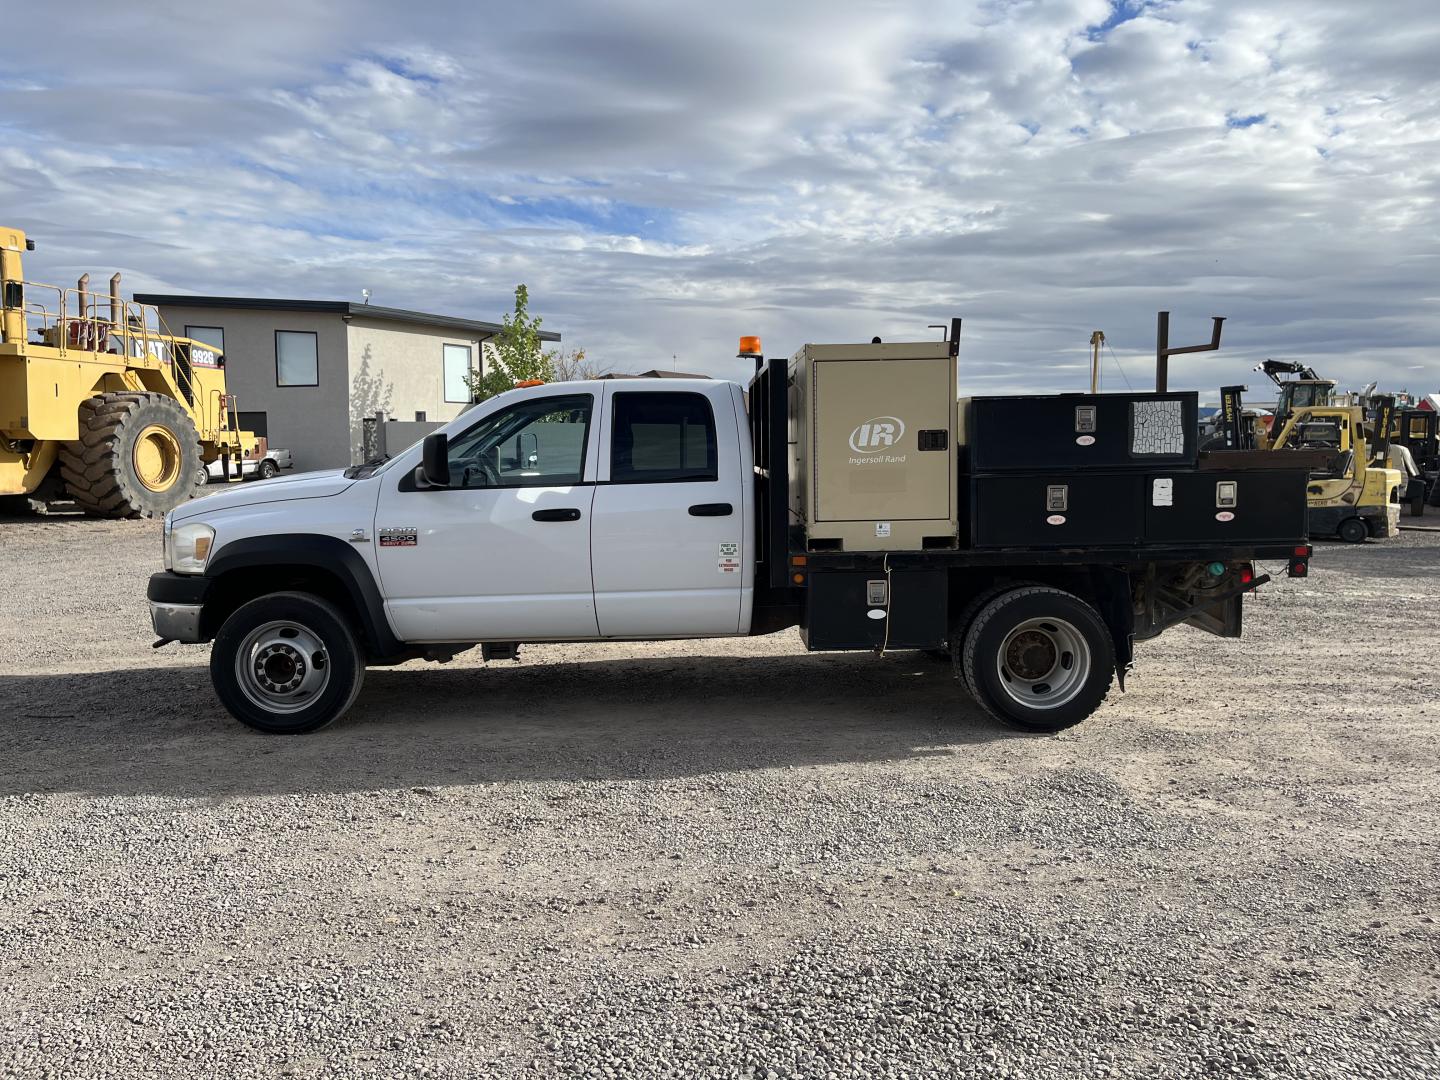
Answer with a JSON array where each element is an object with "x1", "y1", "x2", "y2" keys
[{"x1": 4, "y1": 0, "x2": 1437, "y2": 398}]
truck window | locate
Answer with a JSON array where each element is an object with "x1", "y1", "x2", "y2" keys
[
  {"x1": 444, "y1": 394, "x2": 592, "y2": 488},
  {"x1": 611, "y1": 392, "x2": 717, "y2": 483}
]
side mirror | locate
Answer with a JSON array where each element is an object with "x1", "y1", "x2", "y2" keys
[{"x1": 420, "y1": 433, "x2": 450, "y2": 488}]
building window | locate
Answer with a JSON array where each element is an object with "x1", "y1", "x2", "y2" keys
[
  {"x1": 443, "y1": 343, "x2": 473, "y2": 403},
  {"x1": 610, "y1": 392, "x2": 717, "y2": 484},
  {"x1": 185, "y1": 325, "x2": 224, "y2": 352},
  {"x1": 275, "y1": 330, "x2": 319, "y2": 387}
]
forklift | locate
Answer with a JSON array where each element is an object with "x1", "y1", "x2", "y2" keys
[
  {"x1": 1389, "y1": 407, "x2": 1439, "y2": 514},
  {"x1": 1211, "y1": 383, "x2": 1401, "y2": 542}
]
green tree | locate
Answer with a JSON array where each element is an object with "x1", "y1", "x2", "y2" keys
[{"x1": 464, "y1": 284, "x2": 556, "y2": 402}]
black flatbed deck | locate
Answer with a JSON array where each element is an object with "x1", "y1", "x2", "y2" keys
[{"x1": 798, "y1": 541, "x2": 1306, "y2": 574}]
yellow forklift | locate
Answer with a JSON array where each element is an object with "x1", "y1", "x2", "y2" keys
[
  {"x1": 1212, "y1": 383, "x2": 1401, "y2": 542},
  {"x1": 1388, "y1": 407, "x2": 1439, "y2": 515},
  {"x1": 1, "y1": 226, "x2": 257, "y2": 517}
]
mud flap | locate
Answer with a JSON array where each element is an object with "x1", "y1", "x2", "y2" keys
[{"x1": 1088, "y1": 566, "x2": 1135, "y2": 692}]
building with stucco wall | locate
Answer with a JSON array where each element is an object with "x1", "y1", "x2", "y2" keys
[{"x1": 133, "y1": 295, "x2": 560, "y2": 469}]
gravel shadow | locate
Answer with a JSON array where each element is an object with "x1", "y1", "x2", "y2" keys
[{"x1": 0, "y1": 650, "x2": 1026, "y2": 799}]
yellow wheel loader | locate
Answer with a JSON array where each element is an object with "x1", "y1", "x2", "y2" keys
[{"x1": 1, "y1": 226, "x2": 257, "y2": 518}]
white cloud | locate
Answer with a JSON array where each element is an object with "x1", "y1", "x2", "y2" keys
[{"x1": 2, "y1": 0, "x2": 1437, "y2": 396}]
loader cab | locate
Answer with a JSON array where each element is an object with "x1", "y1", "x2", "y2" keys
[{"x1": 1271, "y1": 378, "x2": 1336, "y2": 433}]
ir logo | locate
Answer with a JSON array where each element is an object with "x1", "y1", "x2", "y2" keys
[{"x1": 848, "y1": 416, "x2": 905, "y2": 454}]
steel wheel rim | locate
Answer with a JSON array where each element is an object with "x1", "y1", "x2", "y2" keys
[
  {"x1": 134, "y1": 425, "x2": 182, "y2": 492},
  {"x1": 234, "y1": 620, "x2": 331, "y2": 715},
  {"x1": 995, "y1": 616, "x2": 1090, "y2": 711}
]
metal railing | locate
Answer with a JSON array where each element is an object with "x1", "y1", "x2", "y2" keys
[{"x1": 10, "y1": 278, "x2": 244, "y2": 442}]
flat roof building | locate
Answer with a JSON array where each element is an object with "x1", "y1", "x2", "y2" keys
[{"x1": 135, "y1": 294, "x2": 560, "y2": 470}]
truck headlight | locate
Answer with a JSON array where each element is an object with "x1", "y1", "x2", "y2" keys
[{"x1": 168, "y1": 522, "x2": 215, "y2": 575}]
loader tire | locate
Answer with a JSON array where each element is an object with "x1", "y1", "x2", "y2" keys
[{"x1": 59, "y1": 393, "x2": 202, "y2": 519}]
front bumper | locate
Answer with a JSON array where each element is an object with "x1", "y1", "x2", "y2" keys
[{"x1": 148, "y1": 572, "x2": 211, "y2": 643}]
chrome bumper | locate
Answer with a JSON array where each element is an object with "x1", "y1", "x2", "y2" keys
[{"x1": 150, "y1": 601, "x2": 205, "y2": 643}]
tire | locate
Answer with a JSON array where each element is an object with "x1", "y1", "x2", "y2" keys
[
  {"x1": 948, "y1": 580, "x2": 1037, "y2": 698},
  {"x1": 1337, "y1": 517, "x2": 1369, "y2": 543},
  {"x1": 210, "y1": 592, "x2": 366, "y2": 734},
  {"x1": 258, "y1": 458, "x2": 279, "y2": 480},
  {"x1": 961, "y1": 586, "x2": 1114, "y2": 733},
  {"x1": 58, "y1": 393, "x2": 202, "y2": 519}
]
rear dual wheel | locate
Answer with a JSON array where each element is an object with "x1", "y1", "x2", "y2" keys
[{"x1": 953, "y1": 586, "x2": 1114, "y2": 733}]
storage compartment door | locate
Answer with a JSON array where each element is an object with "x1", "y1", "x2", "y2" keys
[
  {"x1": 972, "y1": 474, "x2": 1144, "y2": 548},
  {"x1": 812, "y1": 357, "x2": 953, "y2": 525},
  {"x1": 1145, "y1": 471, "x2": 1308, "y2": 543},
  {"x1": 803, "y1": 570, "x2": 948, "y2": 650}
]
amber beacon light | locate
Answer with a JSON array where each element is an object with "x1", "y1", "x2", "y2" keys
[{"x1": 737, "y1": 336, "x2": 763, "y2": 358}]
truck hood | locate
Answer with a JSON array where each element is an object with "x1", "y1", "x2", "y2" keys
[{"x1": 172, "y1": 469, "x2": 355, "y2": 520}]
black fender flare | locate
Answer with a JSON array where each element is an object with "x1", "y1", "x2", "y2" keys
[{"x1": 205, "y1": 534, "x2": 403, "y2": 657}]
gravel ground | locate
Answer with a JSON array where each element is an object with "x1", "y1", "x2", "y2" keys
[{"x1": 1, "y1": 512, "x2": 1437, "y2": 1079}]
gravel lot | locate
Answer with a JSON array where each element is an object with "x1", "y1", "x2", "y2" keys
[{"x1": 1, "y1": 512, "x2": 1437, "y2": 1079}]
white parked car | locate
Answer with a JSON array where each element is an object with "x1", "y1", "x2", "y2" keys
[{"x1": 202, "y1": 447, "x2": 293, "y2": 484}]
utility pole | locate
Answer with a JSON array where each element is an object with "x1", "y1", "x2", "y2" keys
[{"x1": 1089, "y1": 330, "x2": 1105, "y2": 394}]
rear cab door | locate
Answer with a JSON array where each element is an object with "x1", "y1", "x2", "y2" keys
[{"x1": 590, "y1": 381, "x2": 752, "y2": 637}]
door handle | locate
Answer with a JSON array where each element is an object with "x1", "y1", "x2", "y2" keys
[
  {"x1": 688, "y1": 502, "x2": 733, "y2": 517},
  {"x1": 532, "y1": 508, "x2": 582, "y2": 522}
]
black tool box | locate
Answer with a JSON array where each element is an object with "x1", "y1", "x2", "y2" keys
[
  {"x1": 970, "y1": 473, "x2": 1144, "y2": 548},
  {"x1": 1143, "y1": 469, "x2": 1308, "y2": 543},
  {"x1": 968, "y1": 465, "x2": 1309, "y2": 549},
  {"x1": 967, "y1": 392, "x2": 1199, "y2": 472},
  {"x1": 802, "y1": 570, "x2": 948, "y2": 650}
]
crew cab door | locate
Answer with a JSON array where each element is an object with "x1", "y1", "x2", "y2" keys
[
  {"x1": 589, "y1": 384, "x2": 748, "y2": 637},
  {"x1": 373, "y1": 391, "x2": 599, "y2": 643}
]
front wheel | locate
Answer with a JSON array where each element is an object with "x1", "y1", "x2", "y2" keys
[
  {"x1": 210, "y1": 592, "x2": 365, "y2": 733},
  {"x1": 1337, "y1": 517, "x2": 1369, "y2": 543},
  {"x1": 258, "y1": 458, "x2": 279, "y2": 480},
  {"x1": 961, "y1": 586, "x2": 1114, "y2": 733}
]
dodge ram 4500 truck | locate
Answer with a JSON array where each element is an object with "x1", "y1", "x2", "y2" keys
[{"x1": 148, "y1": 325, "x2": 1314, "y2": 735}]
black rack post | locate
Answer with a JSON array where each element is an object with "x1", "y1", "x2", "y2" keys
[{"x1": 1156, "y1": 311, "x2": 1226, "y2": 392}]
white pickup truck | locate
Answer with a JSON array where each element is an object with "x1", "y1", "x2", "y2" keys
[{"x1": 148, "y1": 332, "x2": 1313, "y2": 735}]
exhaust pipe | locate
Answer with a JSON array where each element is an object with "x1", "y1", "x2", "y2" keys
[{"x1": 110, "y1": 273, "x2": 122, "y2": 325}]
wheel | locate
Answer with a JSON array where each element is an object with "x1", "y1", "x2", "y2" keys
[
  {"x1": 58, "y1": 393, "x2": 202, "y2": 518},
  {"x1": 210, "y1": 592, "x2": 366, "y2": 734},
  {"x1": 1337, "y1": 517, "x2": 1369, "y2": 543},
  {"x1": 258, "y1": 458, "x2": 279, "y2": 480},
  {"x1": 961, "y1": 586, "x2": 1114, "y2": 733},
  {"x1": 948, "y1": 581, "x2": 1036, "y2": 698}
]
